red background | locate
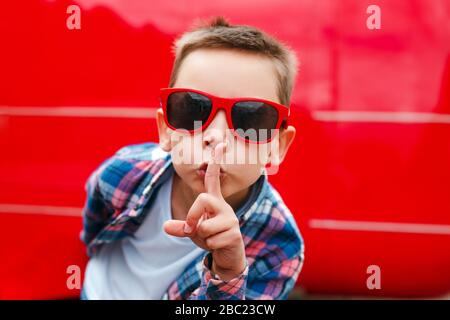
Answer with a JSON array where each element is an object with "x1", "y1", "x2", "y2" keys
[{"x1": 0, "y1": 0, "x2": 449, "y2": 299}]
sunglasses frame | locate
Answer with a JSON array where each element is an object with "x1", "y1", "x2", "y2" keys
[{"x1": 160, "y1": 87, "x2": 290, "y2": 144}]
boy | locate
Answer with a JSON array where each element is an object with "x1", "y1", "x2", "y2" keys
[{"x1": 80, "y1": 16, "x2": 304, "y2": 300}]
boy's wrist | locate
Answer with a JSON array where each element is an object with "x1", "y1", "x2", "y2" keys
[{"x1": 211, "y1": 258, "x2": 247, "y2": 281}]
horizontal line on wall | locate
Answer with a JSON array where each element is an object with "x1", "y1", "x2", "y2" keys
[
  {"x1": 0, "y1": 106, "x2": 158, "y2": 119},
  {"x1": 0, "y1": 203, "x2": 82, "y2": 217},
  {"x1": 2, "y1": 203, "x2": 450, "y2": 237},
  {"x1": 312, "y1": 111, "x2": 450, "y2": 124},
  {"x1": 2, "y1": 107, "x2": 450, "y2": 124},
  {"x1": 309, "y1": 219, "x2": 450, "y2": 235}
]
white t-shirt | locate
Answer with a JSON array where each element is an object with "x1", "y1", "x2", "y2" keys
[{"x1": 83, "y1": 172, "x2": 205, "y2": 299}]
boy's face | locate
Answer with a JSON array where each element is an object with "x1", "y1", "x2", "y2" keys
[{"x1": 157, "y1": 48, "x2": 295, "y2": 199}]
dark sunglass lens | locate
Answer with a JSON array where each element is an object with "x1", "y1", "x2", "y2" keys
[
  {"x1": 167, "y1": 92, "x2": 212, "y2": 130},
  {"x1": 231, "y1": 102, "x2": 279, "y2": 141}
]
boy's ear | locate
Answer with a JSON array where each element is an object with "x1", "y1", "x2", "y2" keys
[
  {"x1": 270, "y1": 125, "x2": 296, "y2": 165},
  {"x1": 156, "y1": 108, "x2": 172, "y2": 152}
]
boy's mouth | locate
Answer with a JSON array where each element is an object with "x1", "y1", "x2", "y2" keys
[{"x1": 196, "y1": 162, "x2": 226, "y2": 179}]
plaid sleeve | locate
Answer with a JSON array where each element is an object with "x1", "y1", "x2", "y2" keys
[
  {"x1": 188, "y1": 252, "x2": 249, "y2": 300},
  {"x1": 243, "y1": 205, "x2": 304, "y2": 300},
  {"x1": 245, "y1": 250, "x2": 303, "y2": 300},
  {"x1": 186, "y1": 205, "x2": 304, "y2": 300},
  {"x1": 79, "y1": 156, "x2": 117, "y2": 254}
]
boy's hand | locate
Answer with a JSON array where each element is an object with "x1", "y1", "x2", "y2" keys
[{"x1": 164, "y1": 142, "x2": 246, "y2": 281}]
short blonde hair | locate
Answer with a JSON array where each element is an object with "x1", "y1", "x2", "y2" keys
[{"x1": 169, "y1": 16, "x2": 298, "y2": 106}]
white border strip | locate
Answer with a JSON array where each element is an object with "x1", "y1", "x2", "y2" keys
[
  {"x1": 312, "y1": 111, "x2": 450, "y2": 124},
  {"x1": 0, "y1": 106, "x2": 158, "y2": 119},
  {"x1": 309, "y1": 219, "x2": 450, "y2": 235},
  {"x1": 0, "y1": 204, "x2": 82, "y2": 217}
]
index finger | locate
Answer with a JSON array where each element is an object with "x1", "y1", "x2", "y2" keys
[{"x1": 205, "y1": 142, "x2": 226, "y2": 198}]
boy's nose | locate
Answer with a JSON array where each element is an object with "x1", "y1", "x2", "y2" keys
[{"x1": 203, "y1": 110, "x2": 229, "y2": 148}]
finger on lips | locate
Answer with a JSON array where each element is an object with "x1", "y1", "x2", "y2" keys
[
  {"x1": 184, "y1": 142, "x2": 227, "y2": 234},
  {"x1": 204, "y1": 142, "x2": 226, "y2": 198}
]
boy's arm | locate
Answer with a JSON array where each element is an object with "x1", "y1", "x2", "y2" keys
[{"x1": 187, "y1": 209, "x2": 304, "y2": 300}]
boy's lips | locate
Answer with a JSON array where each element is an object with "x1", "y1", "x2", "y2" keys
[{"x1": 196, "y1": 162, "x2": 226, "y2": 179}]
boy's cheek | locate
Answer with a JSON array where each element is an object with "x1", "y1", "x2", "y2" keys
[
  {"x1": 170, "y1": 134, "x2": 205, "y2": 165},
  {"x1": 230, "y1": 143, "x2": 272, "y2": 168},
  {"x1": 168, "y1": 133, "x2": 270, "y2": 176},
  {"x1": 172, "y1": 160, "x2": 263, "y2": 200},
  {"x1": 223, "y1": 138, "x2": 270, "y2": 166}
]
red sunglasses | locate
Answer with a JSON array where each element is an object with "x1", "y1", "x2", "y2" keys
[{"x1": 160, "y1": 88, "x2": 290, "y2": 144}]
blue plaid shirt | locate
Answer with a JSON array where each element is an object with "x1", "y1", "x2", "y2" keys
[{"x1": 80, "y1": 142, "x2": 304, "y2": 299}]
